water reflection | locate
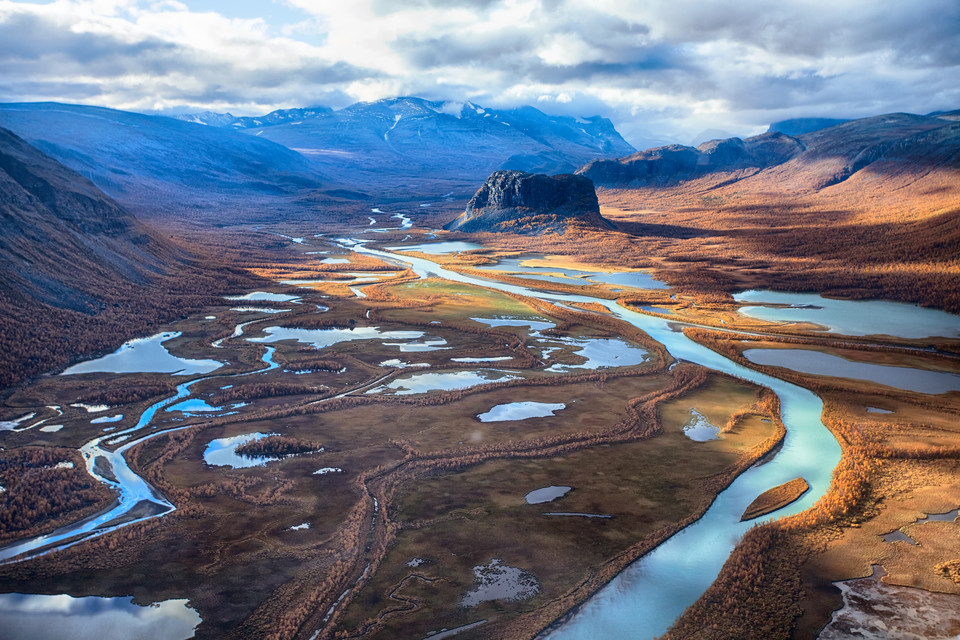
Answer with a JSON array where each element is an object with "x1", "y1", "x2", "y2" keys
[
  {"x1": 743, "y1": 348, "x2": 960, "y2": 394},
  {"x1": 62, "y1": 332, "x2": 223, "y2": 376},
  {"x1": 734, "y1": 290, "x2": 960, "y2": 338},
  {"x1": 477, "y1": 402, "x2": 566, "y2": 423},
  {"x1": 0, "y1": 593, "x2": 200, "y2": 640}
]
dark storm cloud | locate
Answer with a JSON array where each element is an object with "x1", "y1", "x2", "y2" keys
[{"x1": 652, "y1": 0, "x2": 960, "y2": 66}]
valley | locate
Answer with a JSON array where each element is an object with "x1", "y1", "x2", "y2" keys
[
  {"x1": 0, "y1": 102, "x2": 959, "y2": 640},
  {"x1": 2, "y1": 202, "x2": 959, "y2": 639}
]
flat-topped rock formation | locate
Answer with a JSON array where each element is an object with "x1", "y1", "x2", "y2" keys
[{"x1": 444, "y1": 170, "x2": 612, "y2": 234}]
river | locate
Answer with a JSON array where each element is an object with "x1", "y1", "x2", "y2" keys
[
  {"x1": 347, "y1": 240, "x2": 843, "y2": 639},
  {"x1": 1, "y1": 235, "x2": 916, "y2": 638}
]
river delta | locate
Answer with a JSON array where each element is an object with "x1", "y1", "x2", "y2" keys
[{"x1": 1, "y1": 221, "x2": 959, "y2": 640}]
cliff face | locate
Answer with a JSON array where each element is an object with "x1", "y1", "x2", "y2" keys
[{"x1": 444, "y1": 170, "x2": 611, "y2": 233}]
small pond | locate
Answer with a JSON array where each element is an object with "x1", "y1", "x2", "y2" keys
[
  {"x1": 225, "y1": 291, "x2": 299, "y2": 303},
  {"x1": 62, "y1": 332, "x2": 223, "y2": 376},
  {"x1": 525, "y1": 486, "x2": 572, "y2": 504},
  {"x1": 681, "y1": 409, "x2": 721, "y2": 442},
  {"x1": 478, "y1": 402, "x2": 566, "y2": 423},
  {"x1": 366, "y1": 370, "x2": 520, "y2": 395},
  {"x1": 248, "y1": 326, "x2": 425, "y2": 350},
  {"x1": 203, "y1": 432, "x2": 277, "y2": 468},
  {"x1": 461, "y1": 559, "x2": 540, "y2": 607},
  {"x1": 389, "y1": 241, "x2": 483, "y2": 254},
  {"x1": 0, "y1": 593, "x2": 200, "y2": 640}
]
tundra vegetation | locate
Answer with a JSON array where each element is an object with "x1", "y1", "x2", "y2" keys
[{"x1": 0, "y1": 191, "x2": 958, "y2": 640}]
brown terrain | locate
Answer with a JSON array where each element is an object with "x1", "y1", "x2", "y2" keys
[{"x1": 0, "y1": 107, "x2": 958, "y2": 640}]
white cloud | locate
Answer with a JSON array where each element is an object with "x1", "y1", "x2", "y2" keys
[{"x1": 0, "y1": 0, "x2": 957, "y2": 145}]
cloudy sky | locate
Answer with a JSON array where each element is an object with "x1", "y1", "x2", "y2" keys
[{"x1": 1, "y1": 0, "x2": 958, "y2": 147}]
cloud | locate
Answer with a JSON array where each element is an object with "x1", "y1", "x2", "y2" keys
[{"x1": 0, "y1": 0, "x2": 958, "y2": 144}]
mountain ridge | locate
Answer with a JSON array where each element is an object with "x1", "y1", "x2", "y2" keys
[
  {"x1": 0, "y1": 102, "x2": 326, "y2": 220},
  {"x1": 177, "y1": 96, "x2": 636, "y2": 183},
  {"x1": 0, "y1": 125, "x2": 259, "y2": 386},
  {"x1": 577, "y1": 111, "x2": 959, "y2": 192}
]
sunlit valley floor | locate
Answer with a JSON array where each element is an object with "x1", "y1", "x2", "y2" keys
[{"x1": 2, "y1": 205, "x2": 960, "y2": 640}]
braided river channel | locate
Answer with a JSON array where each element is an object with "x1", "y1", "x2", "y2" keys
[{"x1": 6, "y1": 233, "x2": 960, "y2": 639}]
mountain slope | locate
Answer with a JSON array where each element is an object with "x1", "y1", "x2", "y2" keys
[
  {"x1": 0, "y1": 126, "x2": 255, "y2": 387},
  {"x1": 578, "y1": 111, "x2": 960, "y2": 313},
  {"x1": 0, "y1": 126, "x2": 171, "y2": 312},
  {"x1": 0, "y1": 103, "x2": 325, "y2": 219},
  {"x1": 180, "y1": 97, "x2": 636, "y2": 187},
  {"x1": 578, "y1": 112, "x2": 956, "y2": 192}
]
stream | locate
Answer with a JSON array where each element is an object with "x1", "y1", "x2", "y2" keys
[
  {"x1": 0, "y1": 341, "x2": 279, "y2": 563},
  {"x1": 347, "y1": 240, "x2": 843, "y2": 639},
  {"x1": 3, "y1": 233, "x2": 937, "y2": 638}
]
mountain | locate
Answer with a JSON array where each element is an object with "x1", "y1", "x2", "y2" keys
[
  {"x1": 177, "y1": 97, "x2": 636, "y2": 187},
  {"x1": 571, "y1": 110, "x2": 960, "y2": 313},
  {"x1": 0, "y1": 102, "x2": 325, "y2": 219},
  {"x1": 0, "y1": 126, "x2": 257, "y2": 387},
  {"x1": 0, "y1": 125, "x2": 170, "y2": 312},
  {"x1": 177, "y1": 106, "x2": 334, "y2": 129},
  {"x1": 444, "y1": 170, "x2": 610, "y2": 233},
  {"x1": 767, "y1": 118, "x2": 850, "y2": 136},
  {"x1": 690, "y1": 128, "x2": 737, "y2": 146},
  {"x1": 577, "y1": 112, "x2": 958, "y2": 191},
  {"x1": 578, "y1": 132, "x2": 805, "y2": 186}
]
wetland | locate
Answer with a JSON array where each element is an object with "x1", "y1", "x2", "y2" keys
[{"x1": 2, "y1": 224, "x2": 959, "y2": 640}]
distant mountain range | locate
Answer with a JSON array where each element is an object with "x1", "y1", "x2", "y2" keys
[
  {"x1": 0, "y1": 98, "x2": 635, "y2": 219},
  {"x1": 0, "y1": 102, "x2": 323, "y2": 219},
  {"x1": 176, "y1": 96, "x2": 636, "y2": 186},
  {"x1": 578, "y1": 112, "x2": 960, "y2": 191}
]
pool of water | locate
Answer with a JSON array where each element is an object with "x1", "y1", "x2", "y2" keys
[
  {"x1": 383, "y1": 337, "x2": 449, "y2": 352},
  {"x1": 229, "y1": 307, "x2": 290, "y2": 314},
  {"x1": 471, "y1": 317, "x2": 556, "y2": 331},
  {"x1": 525, "y1": 486, "x2": 572, "y2": 504},
  {"x1": 366, "y1": 370, "x2": 521, "y2": 395},
  {"x1": 389, "y1": 241, "x2": 484, "y2": 254},
  {"x1": 743, "y1": 348, "x2": 960, "y2": 394},
  {"x1": 165, "y1": 398, "x2": 245, "y2": 416},
  {"x1": 379, "y1": 359, "x2": 430, "y2": 369},
  {"x1": 203, "y1": 432, "x2": 278, "y2": 469},
  {"x1": 0, "y1": 593, "x2": 200, "y2": 640},
  {"x1": 734, "y1": 290, "x2": 960, "y2": 338},
  {"x1": 461, "y1": 559, "x2": 540, "y2": 607},
  {"x1": 61, "y1": 332, "x2": 223, "y2": 376},
  {"x1": 543, "y1": 336, "x2": 650, "y2": 372},
  {"x1": 682, "y1": 409, "x2": 721, "y2": 442},
  {"x1": 224, "y1": 291, "x2": 300, "y2": 303},
  {"x1": 477, "y1": 402, "x2": 566, "y2": 422},
  {"x1": 247, "y1": 326, "x2": 426, "y2": 350},
  {"x1": 475, "y1": 257, "x2": 669, "y2": 290}
]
